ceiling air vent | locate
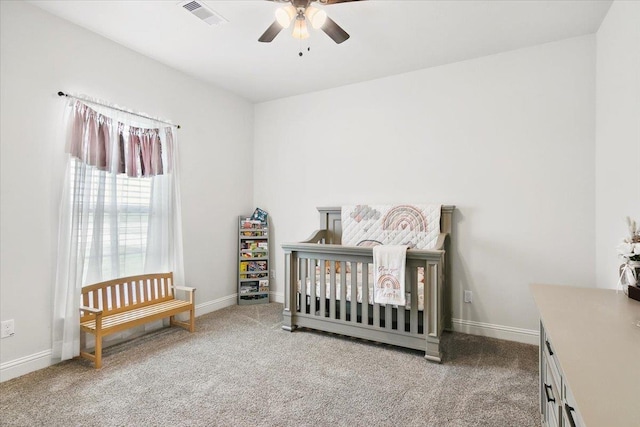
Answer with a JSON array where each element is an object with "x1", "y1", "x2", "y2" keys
[{"x1": 179, "y1": 1, "x2": 228, "y2": 26}]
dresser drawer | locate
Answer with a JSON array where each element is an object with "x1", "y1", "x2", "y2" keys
[
  {"x1": 544, "y1": 361, "x2": 561, "y2": 427},
  {"x1": 543, "y1": 334, "x2": 562, "y2": 390},
  {"x1": 563, "y1": 383, "x2": 585, "y2": 427}
]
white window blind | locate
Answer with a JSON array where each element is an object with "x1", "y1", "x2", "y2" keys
[{"x1": 71, "y1": 158, "x2": 152, "y2": 284}]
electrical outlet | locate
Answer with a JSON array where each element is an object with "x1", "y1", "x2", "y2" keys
[
  {"x1": 464, "y1": 290, "x2": 473, "y2": 303},
  {"x1": 1, "y1": 319, "x2": 15, "y2": 338},
  {"x1": 270, "y1": 269, "x2": 276, "y2": 279}
]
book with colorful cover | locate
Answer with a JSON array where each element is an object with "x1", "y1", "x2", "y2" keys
[{"x1": 251, "y1": 207, "x2": 268, "y2": 223}]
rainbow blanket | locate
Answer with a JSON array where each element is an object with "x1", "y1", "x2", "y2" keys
[{"x1": 341, "y1": 204, "x2": 442, "y2": 249}]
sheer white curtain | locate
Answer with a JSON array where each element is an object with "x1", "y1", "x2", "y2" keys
[{"x1": 52, "y1": 97, "x2": 184, "y2": 362}]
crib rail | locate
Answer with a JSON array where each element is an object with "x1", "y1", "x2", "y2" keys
[{"x1": 282, "y1": 242, "x2": 446, "y2": 362}]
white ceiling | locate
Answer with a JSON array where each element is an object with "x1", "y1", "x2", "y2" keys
[{"x1": 30, "y1": 0, "x2": 612, "y2": 103}]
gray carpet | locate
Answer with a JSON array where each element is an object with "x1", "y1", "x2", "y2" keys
[{"x1": 0, "y1": 303, "x2": 540, "y2": 427}]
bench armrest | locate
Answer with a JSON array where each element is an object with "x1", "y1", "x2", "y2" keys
[
  {"x1": 80, "y1": 305, "x2": 102, "y2": 315},
  {"x1": 172, "y1": 285, "x2": 196, "y2": 304},
  {"x1": 173, "y1": 285, "x2": 195, "y2": 292},
  {"x1": 80, "y1": 305, "x2": 103, "y2": 330}
]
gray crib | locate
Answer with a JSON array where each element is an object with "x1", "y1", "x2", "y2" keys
[{"x1": 282, "y1": 206, "x2": 454, "y2": 362}]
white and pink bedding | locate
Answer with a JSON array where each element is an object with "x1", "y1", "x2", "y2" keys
[{"x1": 341, "y1": 204, "x2": 441, "y2": 249}]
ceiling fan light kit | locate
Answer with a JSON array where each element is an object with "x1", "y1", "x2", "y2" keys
[
  {"x1": 259, "y1": 0, "x2": 363, "y2": 45},
  {"x1": 275, "y1": 5, "x2": 296, "y2": 28},
  {"x1": 292, "y1": 18, "x2": 310, "y2": 39},
  {"x1": 304, "y1": 5, "x2": 327, "y2": 29}
]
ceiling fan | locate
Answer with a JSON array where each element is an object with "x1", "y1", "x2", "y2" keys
[{"x1": 258, "y1": 0, "x2": 364, "y2": 45}]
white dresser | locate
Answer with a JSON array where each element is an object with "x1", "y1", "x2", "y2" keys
[{"x1": 531, "y1": 284, "x2": 640, "y2": 427}]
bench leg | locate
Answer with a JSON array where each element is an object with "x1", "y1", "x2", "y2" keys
[
  {"x1": 169, "y1": 310, "x2": 195, "y2": 333},
  {"x1": 189, "y1": 308, "x2": 195, "y2": 333},
  {"x1": 94, "y1": 333, "x2": 102, "y2": 369}
]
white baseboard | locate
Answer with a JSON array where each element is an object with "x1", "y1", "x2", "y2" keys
[
  {"x1": 450, "y1": 318, "x2": 539, "y2": 345},
  {"x1": 195, "y1": 294, "x2": 237, "y2": 316},
  {"x1": 0, "y1": 349, "x2": 53, "y2": 383},
  {"x1": 269, "y1": 291, "x2": 284, "y2": 303}
]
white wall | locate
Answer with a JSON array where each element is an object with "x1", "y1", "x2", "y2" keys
[
  {"x1": 0, "y1": 1, "x2": 253, "y2": 380},
  {"x1": 595, "y1": 0, "x2": 640, "y2": 288},
  {"x1": 254, "y1": 35, "x2": 596, "y2": 342}
]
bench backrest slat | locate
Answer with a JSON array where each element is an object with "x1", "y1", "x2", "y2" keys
[{"x1": 80, "y1": 273, "x2": 175, "y2": 321}]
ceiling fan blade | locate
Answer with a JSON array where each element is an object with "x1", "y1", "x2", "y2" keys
[
  {"x1": 258, "y1": 21, "x2": 283, "y2": 43},
  {"x1": 321, "y1": 16, "x2": 350, "y2": 44}
]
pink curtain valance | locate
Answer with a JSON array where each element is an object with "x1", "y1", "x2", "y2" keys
[{"x1": 67, "y1": 101, "x2": 172, "y2": 177}]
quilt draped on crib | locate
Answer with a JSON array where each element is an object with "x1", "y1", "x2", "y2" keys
[{"x1": 341, "y1": 204, "x2": 442, "y2": 249}]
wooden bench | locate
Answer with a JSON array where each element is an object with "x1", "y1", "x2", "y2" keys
[{"x1": 79, "y1": 272, "x2": 195, "y2": 369}]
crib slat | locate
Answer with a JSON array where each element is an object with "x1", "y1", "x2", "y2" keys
[
  {"x1": 300, "y1": 258, "x2": 308, "y2": 314},
  {"x1": 372, "y1": 261, "x2": 380, "y2": 326},
  {"x1": 385, "y1": 304, "x2": 392, "y2": 330},
  {"x1": 427, "y1": 262, "x2": 438, "y2": 337},
  {"x1": 319, "y1": 259, "x2": 326, "y2": 318},
  {"x1": 398, "y1": 267, "x2": 411, "y2": 332},
  {"x1": 311, "y1": 259, "x2": 318, "y2": 315},
  {"x1": 350, "y1": 263, "x2": 357, "y2": 322},
  {"x1": 373, "y1": 302, "x2": 380, "y2": 327},
  {"x1": 329, "y1": 261, "x2": 336, "y2": 319},
  {"x1": 361, "y1": 263, "x2": 369, "y2": 324},
  {"x1": 410, "y1": 266, "x2": 419, "y2": 334},
  {"x1": 339, "y1": 262, "x2": 347, "y2": 321}
]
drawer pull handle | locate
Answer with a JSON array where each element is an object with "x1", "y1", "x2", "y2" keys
[
  {"x1": 545, "y1": 340, "x2": 554, "y2": 356},
  {"x1": 544, "y1": 384, "x2": 555, "y2": 403},
  {"x1": 565, "y1": 403, "x2": 577, "y2": 427}
]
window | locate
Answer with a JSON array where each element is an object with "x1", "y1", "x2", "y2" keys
[{"x1": 70, "y1": 158, "x2": 152, "y2": 283}]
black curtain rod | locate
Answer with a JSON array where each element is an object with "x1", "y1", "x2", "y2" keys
[{"x1": 57, "y1": 91, "x2": 181, "y2": 129}]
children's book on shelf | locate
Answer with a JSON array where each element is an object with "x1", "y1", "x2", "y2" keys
[
  {"x1": 240, "y1": 283, "x2": 259, "y2": 294},
  {"x1": 250, "y1": 207, "x2": 268, "y2": 223}
]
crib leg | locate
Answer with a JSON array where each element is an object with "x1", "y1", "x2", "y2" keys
[
  {"x1": 282, "y1": 309, "x2": 297, "y2": 332},
  {"x1": 425, "y1": 337, "x2": 442, "y2": 363}
]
